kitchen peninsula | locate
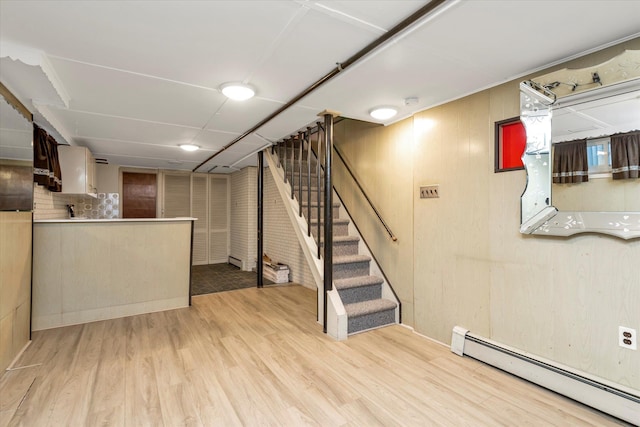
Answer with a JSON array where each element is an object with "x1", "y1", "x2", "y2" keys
[{"x1": 32, "y1": 217, "x2": 195, "y2": 330}]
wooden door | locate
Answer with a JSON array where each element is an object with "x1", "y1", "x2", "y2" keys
[{"x1": 122, "y1": 172, "x2": 157, "y2": 218}]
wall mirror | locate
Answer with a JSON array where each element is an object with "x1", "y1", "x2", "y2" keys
[
  {"x1": 0, "y1": 84, "x2": 33, "y2": 211},
  {"x1": 519, "y1": 49, "x2": 640, "y2": 239}
]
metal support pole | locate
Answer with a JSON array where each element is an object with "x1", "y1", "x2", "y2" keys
[
  {"x1": 290, "y1": 137, "x2": 295, "y2": 199},
  {"x1": 298, "y1": 131, "x2": 303, "y2": 215},
  {"x1": 291, "y1": 138, "x2": 295, "y2": 198},
  {"x1": 316, "y1": 122, "x2": 322, "y2": 259},
  {"x1": 306, "y1": 127, "x2": 312, "y2": 236},
  {"x1": 257, "y1": 150, "x2": 264, "y2": 288},
  {"x1": 322, "y1": 112, "x2": 334, "y2": 333},
  {"x1": 283, "y1": 139, "x2": 288, "y2": 181}
]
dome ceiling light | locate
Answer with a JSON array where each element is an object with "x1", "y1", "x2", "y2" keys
[
  {"x1": 369, "y1": 106, "x2": 398, "y2": 120},
  {"x1": 220, "y1": 82, "x2": 255, "y2": 101},
  {"x1": 179, "y1": 144, "x2": 200, "y2": 152}
]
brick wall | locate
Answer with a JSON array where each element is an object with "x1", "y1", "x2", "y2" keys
[{"x1": 230, "y1": 167, "x2": 257, "y2": 271}]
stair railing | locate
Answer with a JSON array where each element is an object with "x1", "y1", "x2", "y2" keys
[
  {"x1": 272, "y1": 112, "x2": 337, "y2": 333},
  {"x1": 268, "y1": 114, "x2": 401, "y2": 334},
  {"x1": 333, "y1": 146, "x2": 398, "y2": 242}
]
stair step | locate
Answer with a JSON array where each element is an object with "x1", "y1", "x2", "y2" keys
[
  {"x1": 309, "y1": 218, "x2": 350, "y2": 226},
  {"x1": 334, "y1": 275, "x2": 383, "y2": 304},
  {"x1": 334, "y1": 275, "x2": 383, "y2": 290},
  {"x1": 333, "y1": 254, "x2": 370, "y2": 265},
  {"x1": 310, "y1": 218, "x2": 350, "y2": 237},
  {"x1": 332, "y1": 254, "x2": 371, "y2": 279},
  {"x1": 345, "y1": 298, "x2": 397, "y2": 334},
  {"x1": 300, "y1": 202, "x2": 340, "y2": 220},
  {"x1": 300, "y1": 201, "x2": 339, "y2": 208},
  {"x1": 315, "y1": 235, "x2": 359, "y2": 256}
]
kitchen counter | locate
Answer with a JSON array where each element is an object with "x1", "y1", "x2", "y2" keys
[
  {"x1": 32, "y1": 218, "x2": 194, "y2": 330},
  {"x1": 35, "y1": 217, "x2": 196, "y2": 223}
]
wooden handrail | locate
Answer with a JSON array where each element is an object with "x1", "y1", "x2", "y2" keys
[{"x1": 333, "y1": 145, "x2": 397, "y2": 242}]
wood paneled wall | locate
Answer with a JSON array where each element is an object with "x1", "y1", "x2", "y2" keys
[
  {"x1": 335, "y1": 38, "x2": 640, "y2": 390},
  {"x1": 0, "y1": 211, "x2": 32, "y2": 371}
]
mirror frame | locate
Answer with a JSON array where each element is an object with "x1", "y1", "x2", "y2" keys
[{"x1": 519, "y1": 50, "x2": 640, "y2": 240}]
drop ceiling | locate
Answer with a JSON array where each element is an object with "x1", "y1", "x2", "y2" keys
[{"x1": 1, "y1": 0, "x2": 639, "y2": 173}]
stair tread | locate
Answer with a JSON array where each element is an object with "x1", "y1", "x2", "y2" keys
[
  {"x1": 300, "y1": 201, "x2": 340, "y2": 207},
  {"x1": 333, "y1": 254, "x2": 371, "y2": 265},
  {"x1": 333, "y1": 235, "x2": 359, "y2": 243},
  {"x1": 310, "y1": 218, "x2": 350, "y2": 225},
  {"x1": 319, "y1": 235, "x2": 359, "y2": 244},
  {"x1": 345, "y1": 299, "x2": 397, "y2": 318},
  {"x1": 334, "y1": 275, "x2": 383, "y2": 290}
]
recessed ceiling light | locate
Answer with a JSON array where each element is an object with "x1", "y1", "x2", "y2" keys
[
  {"x1": 179, "y1": 144, "x2": 200, "y2": 152},
  {"x1": 220, "y1": 82, "x2": 255, "y2": 101},
  {"x1": 369, "y1": 106, "x2": 398, "y2": 120}
]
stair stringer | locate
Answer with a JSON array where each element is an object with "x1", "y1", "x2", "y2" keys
[
  {"x1": 264, "y1": 150, "x2": 347, "y2": 338},
  {"x1": 335, "y1": 192, "x2": 401, "y2": 328}
]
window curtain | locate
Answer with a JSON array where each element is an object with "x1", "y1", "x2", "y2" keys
[
  {"x1": 33, "y1": 124, "x2": 62, "y2": 192},
  {"x1": 552, "y1": 139, "x2": 588, "y2": 184},
  {"x1": 47, "y1": 134, "x2": 62, "y2": 191},
  {"x1": 611, "y1": 130, "x2": 640, "y2": 180}
]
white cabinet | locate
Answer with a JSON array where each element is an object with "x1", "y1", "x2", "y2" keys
[{"x1": 58, "y1": 146, "x2": 96, "y2": 195}]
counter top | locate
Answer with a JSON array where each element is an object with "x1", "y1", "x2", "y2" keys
[{"x1": 35, "y1": 217, "x2": 197, "y2": 223}]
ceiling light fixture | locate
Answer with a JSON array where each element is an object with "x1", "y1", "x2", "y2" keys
[
  {"x1": 179, "y1": 144, "x2": 200, "y2": 152},
  {"x1": 369, "y1": 106, "x2": 398, "y2": 120},
  {"x1": 220, "y1": 82, "x2": 255, "y2": 101}
]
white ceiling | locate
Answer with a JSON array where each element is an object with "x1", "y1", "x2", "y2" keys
[{"x1": 1, "y1": 0, "x2": 639, "y2": 173}]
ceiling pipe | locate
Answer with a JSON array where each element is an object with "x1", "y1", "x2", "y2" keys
[{"x1": 193, "y1": 0, "x2": 449, "y2": 172}]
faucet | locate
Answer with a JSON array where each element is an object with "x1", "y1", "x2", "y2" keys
[{"x1": 67, "y1": 204, "x2": 75, "y2": 218}]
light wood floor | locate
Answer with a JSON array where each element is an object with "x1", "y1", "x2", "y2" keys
[{"x1": 0, "y1": 284, "x2": 630, "y2": 426}]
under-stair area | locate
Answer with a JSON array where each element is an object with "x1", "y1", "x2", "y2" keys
[{"x1": 265, "y1": 120, "x2": 399, "y2": 338}]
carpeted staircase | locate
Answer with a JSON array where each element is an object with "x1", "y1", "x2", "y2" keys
[{"x1": 284, "y1": 145, "x2": 397, "y2": 335}]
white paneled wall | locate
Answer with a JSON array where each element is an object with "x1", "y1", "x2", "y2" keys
[
  {"x1": 264, "y1": 169, "x2": 314, "y2": 288},
  {"x1": 230, "y1": 167, "x2": 257, "y2": 271}
]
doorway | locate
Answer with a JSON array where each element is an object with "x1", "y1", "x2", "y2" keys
[{"x1": 122, "y1": 172, "x2": 157, "y2": 218}]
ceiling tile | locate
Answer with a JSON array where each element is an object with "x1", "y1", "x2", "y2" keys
[
  {"x1": 49, "y1": 108, "x2": 202, "y2": 146},
  {"x1": 205, "y1": 97, "x2": 286, "y2": 134},
  {"x1": 49, "y1": 57, "x2": 226, "y2": 127}
]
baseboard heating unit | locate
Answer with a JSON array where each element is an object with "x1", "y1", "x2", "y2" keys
[
  {"x1": 451, "y1": 326, "x2": 640, "y2": 425},
  {"x1": 228, "y1": 256, "x2": 243, "y2": 269}
]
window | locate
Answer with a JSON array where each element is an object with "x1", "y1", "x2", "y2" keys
[
  {"x1": 495, "y1": 117, "x2": 526, "y2": 172},
  {"x1": 586, "y1": 137, "x2": 612, "y2": 176}
]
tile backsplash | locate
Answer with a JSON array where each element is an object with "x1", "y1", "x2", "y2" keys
[
  {"x1": 76, "y1": 193, "x2": 120, "y2": 219},
  {"x1": 33, "y1": 183, "x2": 120, "y2": 220}
]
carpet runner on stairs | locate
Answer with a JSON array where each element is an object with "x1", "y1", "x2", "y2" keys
[{"x1": 293, "y1": 180, "x2": 397, "y2": 334}]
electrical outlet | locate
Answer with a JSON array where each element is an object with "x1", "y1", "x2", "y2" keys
[
  {"x1": 420, "y1": 185, "x2": 440, "y2": 199},
  {"x1": 619, "y1": 326, "x2": 637, "y2": 350}
]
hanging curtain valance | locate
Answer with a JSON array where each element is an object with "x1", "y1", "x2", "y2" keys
[
  {"x1": 552, "y1": 139, "x2": 588, "y2": 184},
  {"x1": 33, "y1": 124, "x2": 62, "y2": 192},
  {"x1": 611, "y1": 130, "x2": 640, "y2": 180}
]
